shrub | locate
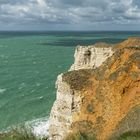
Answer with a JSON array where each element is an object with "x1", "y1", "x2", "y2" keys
[
  {"x1": 65, "y1": 131, "x2": 96, "y2": 140},
  {"x1": 116, "y1": 131, "x2": 140, "y2": 140},
  {"x1": 0, "y1": 125, "x2": 48, "y2": 140}
]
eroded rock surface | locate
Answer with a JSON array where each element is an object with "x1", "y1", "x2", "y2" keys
[
  {"x1": 49, "y1": 38, "x2": 140, "y2": 140},
  {"x1": 70, "y1": 43, "x2": 114, "y2": 70}
]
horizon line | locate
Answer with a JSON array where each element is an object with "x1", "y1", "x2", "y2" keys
[{"x1": 0, "y1": 30, "x2": 140, "y2": 32}]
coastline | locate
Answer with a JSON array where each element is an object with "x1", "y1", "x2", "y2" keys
[{"x1": 0, "y1": 33, "x2": 140, "y2": 140}]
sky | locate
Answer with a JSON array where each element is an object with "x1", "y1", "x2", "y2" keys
[{"x1": 0, "y1": 0, "x2": 140, "y2": 31}]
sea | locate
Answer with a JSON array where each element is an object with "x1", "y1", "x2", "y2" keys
[{"x1": 0, "y1": 31, "x2": 140, "y2": 136}]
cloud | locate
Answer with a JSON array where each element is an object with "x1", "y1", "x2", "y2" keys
[{"x1": 0, "y1": 0, "x2": 140, "y2": 30}]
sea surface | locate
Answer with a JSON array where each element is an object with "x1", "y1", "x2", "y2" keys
[{"x1": 0, "y1": 31, "x2": 140, "y2": 135}]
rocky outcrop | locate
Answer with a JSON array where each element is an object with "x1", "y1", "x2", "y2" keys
[
  {"x1": 70, "y1": 43, "x2": 114, "y2": 70},
  {"x1": 49, "y1": 38, "x2": 140, "y2": 140}
]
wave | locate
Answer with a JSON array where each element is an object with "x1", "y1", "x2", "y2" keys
[
  {"x1": 0, "y1": 117, "x2": 50, "y2": 139},
  {"x1": 26, "y1": 117, "x2": 50, "y2": 138}
]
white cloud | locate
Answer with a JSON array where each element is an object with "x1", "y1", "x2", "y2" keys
[
  {"x1": 0, "y1": 0, "x2": 140, "y2": 29},
  {"x1": 37, "y1": 0, "x2": 47, "y2": 7}
]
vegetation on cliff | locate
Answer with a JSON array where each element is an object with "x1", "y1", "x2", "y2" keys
[
  {"x1": 64, "y1": 131, "x2": 140, "y2": 140},
  {"x1": 63, "y1": 69, "x2": 92, "y2": 90},
  {"x1": 0, "y1": 126, "x2": 48, "y2": 140}
]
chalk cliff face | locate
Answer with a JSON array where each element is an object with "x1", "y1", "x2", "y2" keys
[
  {"x1": 70, "y1": 43, "x2": 114, "y2": 70},
  {"x1": 49, "y1": 38, "x2": 140, "y2": 140}
]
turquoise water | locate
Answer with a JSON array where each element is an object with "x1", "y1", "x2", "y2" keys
[{"x1": 0, "y1": 31, "x2": 140, "y2": 130}]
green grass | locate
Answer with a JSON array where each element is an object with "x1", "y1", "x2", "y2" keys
[
  {"x1": 65, "y1": 131, "x2": 140, "y2": 140},
  {"x1": 0, "y1": 125, "x2": 48, "y2": 140},
  {"x1": 1, "y1": 128, "x2": 140, "y2": 140},
  {"x1": 116, "y1": 131, "x2": 140, "y2": 140},
  {"x1": 64, "y1": 131, "x2": 96, "y2": 140}
]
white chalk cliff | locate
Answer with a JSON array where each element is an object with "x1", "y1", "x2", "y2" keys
[
  {"x1": 49, "y1": 44, "x2": 114, "y2": 140},
  {"x1": 70, "y1": 43, "x2": 114, "y2": 70}
]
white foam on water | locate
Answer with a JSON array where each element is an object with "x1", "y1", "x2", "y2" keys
[
  {"x1": 0, "y1": 88, "x2": 6, "y2": 94},
  {"x1": 18, "y1": 83, "x2": 26, "y2": 90},
  {"x1": 0, "y1": 117, "x2": 50, "y2": 139},
  {"x1": 26, "y1": 117, "x2": 50, "y2": 139},
  {"x1": 36, "y1": 96, "x2": 43, "y2": 100}
]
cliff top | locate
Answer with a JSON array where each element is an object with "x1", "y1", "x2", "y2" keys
[
  {"x1": 116, "y1": 37, "x2": 140, "y2": 49},
  {"x1": 63, "y1": 48, "x2": 140, "y2": 90},
  {"x1": 76, "y1": 38, "x2": 140, "y2": 51},
  {"x1": 93, "y1": 42, "x2": 113, "y2": 48},
  {"x1": 63, "y1": 39, "x2": 140, "y2": 91}
]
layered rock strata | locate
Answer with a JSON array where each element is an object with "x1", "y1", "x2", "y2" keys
[{"x1": 49, "y1": 38, "x2": 140, "y2": 140}]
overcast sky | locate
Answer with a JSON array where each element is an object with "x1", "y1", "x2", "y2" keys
[{"x1": 0, "y1": 0, "x2": 140, "y2": 31}]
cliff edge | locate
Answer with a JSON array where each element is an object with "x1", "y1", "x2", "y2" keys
[{"x1": 49, "y1": 38, "x2": 140, "y2": 140}]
